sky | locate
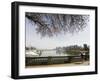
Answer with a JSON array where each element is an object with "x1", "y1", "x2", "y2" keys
[{"x1": 25, "y1": 16, "x2": 90, "y2": 49}]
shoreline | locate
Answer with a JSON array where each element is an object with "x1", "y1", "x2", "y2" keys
[{"x1": 25, "y1": 61, "x2": 89, "y2": 68}]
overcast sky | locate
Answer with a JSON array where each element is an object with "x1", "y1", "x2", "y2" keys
[{"x1": 25, "y1": 17, "x2": 90, "y2": 49}]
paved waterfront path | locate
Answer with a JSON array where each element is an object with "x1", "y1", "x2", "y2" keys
[{"x1": 26, "y1": 61, "x2": 89, "y2": 68}]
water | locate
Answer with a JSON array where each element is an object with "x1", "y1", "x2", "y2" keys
[
  {"x1": 26, "y1": 49, "x2": 70, "y2": 57},
  {"x1": 40, "y1": 50, "x2": 69, "y2": 57}
]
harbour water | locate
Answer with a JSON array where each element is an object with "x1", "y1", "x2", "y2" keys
[
  {"x1": 26, "y1": 49, "x2": 73, "y2": 57},
  {"x1": 41, "y1": 50, "x2": 68, "y2": 57}
]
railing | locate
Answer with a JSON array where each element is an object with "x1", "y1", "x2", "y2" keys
[{"x1": 26, "y1": 55, "x2": 89, "y2": 66}]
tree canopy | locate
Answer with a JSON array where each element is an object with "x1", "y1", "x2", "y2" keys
[{"x1": 26, "y1": 12, "x2": 89, "y2": 37}]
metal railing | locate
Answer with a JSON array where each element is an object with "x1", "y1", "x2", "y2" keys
[{"x1": 26, "y1": 55, "x2": 89, "y2": 66}]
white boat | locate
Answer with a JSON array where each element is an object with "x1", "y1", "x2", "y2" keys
[{"x1": 26, "y1": 50, "x2": 39, "y2": 57}]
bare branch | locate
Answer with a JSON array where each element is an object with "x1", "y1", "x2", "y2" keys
[{"x1": 26, "y1": 12, "x2": 89, "y2": 37}]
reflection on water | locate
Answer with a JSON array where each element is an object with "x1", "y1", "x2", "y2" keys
[
  {"x1": 41, "y1": 50, "x2": 68, "y2": 57},
  {"x1": 26, "y1": 49, "x2": 70, "y2": 57}
]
